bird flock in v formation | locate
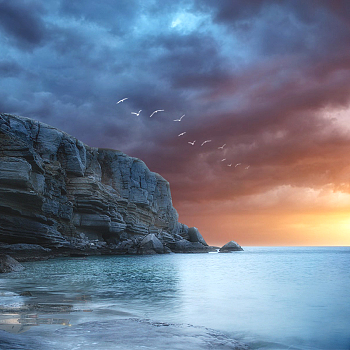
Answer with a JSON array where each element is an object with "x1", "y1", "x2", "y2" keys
[{"x1": 117, "y1": 97, "x2": 250, "y2": 169}]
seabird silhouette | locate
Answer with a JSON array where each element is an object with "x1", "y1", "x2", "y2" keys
[
  {"x1": 116, "y1": 98, "x2": 128, "y2": 104},
  {"x1": 150, "y1": 110, "x2": 164, "y2": 117},
  {"x1": 131, "y1": 110, "x2": 142, "y2": 116},
  {"x1": 174, "y1": 114, "x2": 185, "y2": 122},
  {"x1": 201, "y1": 140, "x2": 212, "y2": 146}
]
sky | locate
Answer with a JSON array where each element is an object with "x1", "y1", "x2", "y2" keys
[{"x1": 1, "y1": 0, "x2": 350, "y2": 246}]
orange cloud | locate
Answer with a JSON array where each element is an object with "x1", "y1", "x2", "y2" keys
[{"x1": 176, "y1": 183, "x2": 350, "y2": 247}]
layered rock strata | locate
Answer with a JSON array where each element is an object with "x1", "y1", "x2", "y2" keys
[{"x1": 0, "y1": 114, "x2": 211, "y2": 257}]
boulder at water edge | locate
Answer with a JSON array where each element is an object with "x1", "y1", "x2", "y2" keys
[
  {"x1": 187, "y1": 227, "x2": 208, "y2": 246},
  {"x1": 139, "y1": 234, "x2": 165, "y2": 254},
  {"x1": 0, "y1": 255, "x2": 25, "y2": 273},
  {"x1": 219, "y1": 241, "x2": 243, "y2": 252}
]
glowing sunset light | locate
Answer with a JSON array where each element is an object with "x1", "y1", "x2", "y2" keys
[{"x1": 1, "y1": 1, "x2": 350, "y2": 246}]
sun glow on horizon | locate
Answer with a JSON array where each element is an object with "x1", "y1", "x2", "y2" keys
[{"x1": 178, "y1": 207, "x2": 350, "y2": 247}]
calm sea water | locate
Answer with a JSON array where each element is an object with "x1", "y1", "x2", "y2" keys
[{"x1": 0, "y1": 247, "x2": 349, "y2": 350}]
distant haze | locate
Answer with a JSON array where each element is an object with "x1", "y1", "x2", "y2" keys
[{"x1": 1, "y1": 0, "x2": 350, "y2": 246}]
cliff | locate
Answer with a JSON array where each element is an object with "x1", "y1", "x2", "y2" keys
[{"x1": 0, "y1": 114, "x2": 211, "y2": 258}]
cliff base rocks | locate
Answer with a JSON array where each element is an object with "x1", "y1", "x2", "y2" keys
[{"x1": 0, "y1": 255, "x2": 25, "y2": 273}]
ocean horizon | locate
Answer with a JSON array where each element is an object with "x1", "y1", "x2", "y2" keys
[{"x1": 0, "y1": 246, "x2": 349, "y2": 349}]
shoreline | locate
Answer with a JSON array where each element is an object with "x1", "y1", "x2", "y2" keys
[
  {"x1": 0, "y1": 242, "x2": 221, "y2": 263},
  {"x1": 0, "y1": 317, "x2": 250, "y2": 350}
]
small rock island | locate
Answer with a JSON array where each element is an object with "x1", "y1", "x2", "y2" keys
[
  {"x1": 219, "y1": 241, "x2": 244, "y2": 252},
  {"x1": 0, "y1": 114, "x2": 242, "y2": 261}
]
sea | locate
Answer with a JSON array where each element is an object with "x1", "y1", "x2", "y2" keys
[{"x1": 0, "y1": 247, "x2": 349, "y2": 350}]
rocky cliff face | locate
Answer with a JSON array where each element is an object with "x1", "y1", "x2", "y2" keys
[{"x1": 0, "y1": 114, "x2": 210, "y2": 256}]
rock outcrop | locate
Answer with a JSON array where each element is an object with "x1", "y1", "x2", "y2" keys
[
  {"x1": 0, "y1": 254, "x2": 25, "y2": 273},
  {"x1": 187, "y1": 227, "x2": 208, "y2": 246},
  {"x1": 219, "y1": 241, "x2": 243, "y2": 252},
  {"x1": 139, "y1": 234, "x2": 167, "y2": 254},
  {"x1": 0, "y1": 114, "x2": 212, "y2": 257}
]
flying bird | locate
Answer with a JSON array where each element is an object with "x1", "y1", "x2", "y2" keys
[
  {"x1": 201, "y1": 140, "x2": 212, "y2": 146},
  {"x1": 221, "y1": 158, "x2": 226, "y2": 162},
  {"x1": 245, "y1": 165, "x2": 250, "y2": 169},
  {"x1": 178, "y1": 132, "x2": 186, "y2": 136},
  {"x1": 235, "y1": 163, "x2": 241, "y2": 167},
  {"x1": 116, "y1": 98, "x2": 128, "y2": 104},
  {"x1": 218, "y1": 144, "x2": 226, "y2": 149},
  {"x1": 188, "y1": 140, "x2": 196, "y2": 145},
  {"x1": 227, "y1": 163, "x2": 232, "y2": 167},
  {"x1": 150, "y1": 110, "x2": 164, "y2": 117},
  {"x1": 131, "y1": 110, "x2": 142, "y2": 116},
  {"x1": 174, "y1": 114, "x2": 185, "y2": 122}
]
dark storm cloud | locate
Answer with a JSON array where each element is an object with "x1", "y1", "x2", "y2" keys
[
  {"x1": 59, "y1": 0, "x2": 142, "y2": 36},
  {"x1": 192, "y1": 0, "x2": 350, "y2": 26},
  {"x1": 192, "y1": 0, "x2": 350, "y2": 57},
  {"x1": 2, "y1": 0, "x2": 350, "y2": 213},
  {"x1": 145, "y1": 32, "x2": 230, "y2": 91},
  {"x1": 192, "y1": 0, "x2": 269, "y2": 22},
  {"x1": 0, "y1": 60, "x2": 23, "y2": 77},
  {"x1": 147, "y1": 52, "x2": 350, "y2": 202},
  {"x1": 0, "y1": 0, "x2": 47, "y2": 49}
]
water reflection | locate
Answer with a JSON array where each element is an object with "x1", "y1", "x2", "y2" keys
[
  {"x1": 0, "y1": 255, "x2": 181, "y2": 334},
  {"x1": 0, "y1": 315, "x2": 71, "y2": 333},
  {"x1": 0, "y1": 292, "x2": 92, "y2": 333}
]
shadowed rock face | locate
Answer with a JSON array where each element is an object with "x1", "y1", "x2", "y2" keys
[{"x1": 0, "y1": 114, "x2": 210, "y2": 255}]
